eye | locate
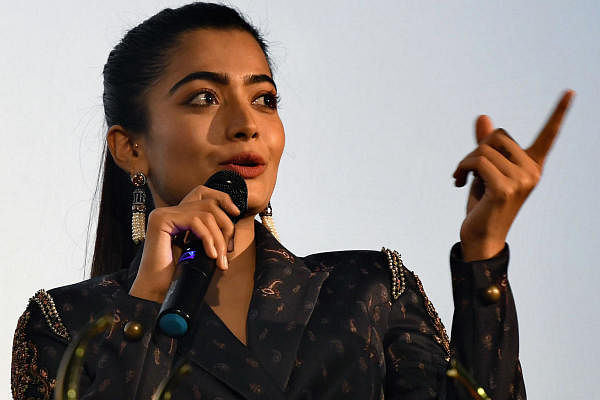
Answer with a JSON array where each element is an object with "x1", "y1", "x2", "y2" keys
[
  {"x1": 187, "y1": 90, "x2": 219, "y2": 106},
  {"x1": 252, "y1": 92, "x2": 280, "y2": 110}
]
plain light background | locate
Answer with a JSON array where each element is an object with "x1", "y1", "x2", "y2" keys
[{"x1": 2, "y1": 1, "x2": 598, "y2": 398}]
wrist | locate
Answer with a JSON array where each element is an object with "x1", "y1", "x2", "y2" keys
[
  {"x1": 459, "y1": 240, "x2": 505, "y2": 262},
  {"x1": 129, "y1": 278, "x2": 167, "y2": 303}
]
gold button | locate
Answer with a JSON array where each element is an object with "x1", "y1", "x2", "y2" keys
[
  {"x1": 123, "y1": 321, "x2": 144, "y2": 341},
  {"x1": 483, "y1": 285, "x2": 501, "y2": 303}
]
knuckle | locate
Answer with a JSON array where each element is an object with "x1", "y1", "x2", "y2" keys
[
  {"x1": 190, "y1": 216, "x2": 204, "y2": 230},
  {"x1": 216, "y1": 240, "x2": 227, "y2": 251},
  {"x1": 497, "y1": 132, "x2": 514, "y2": 146},
  {"x1": 206, "y1": 198, "x2": 219, "y2": 208},
  {"x1": 477, "y1": 144, "x2": 495, "y2": 158},
  {"x1": 475, "y1": 155, "x2": 488, "y2": 166},
  {"x1": 495, "y1": 128, "x2": 511, "y2": 139},
  {"x1": 503, "y1": 185, "x2": 516, "y2": 198},
  {"x1": 182, "y1": 186, "x2": 204, "y2": 203},
  {"x1": 492, "y1": 183, "x2": 516, "y2": 202},
  {"x1": 147, "y1": 208, "x2": 161, "y2": 220},
  {"x1": 222, "y1": 221, "x2": 235, "y2": 236},
  {"x1": 478, "y1": 143, "x2": 492, "y2": 153},
  {"x1": 201, "y1": 211, "x2": 217, "y2": 225},
  {"x1": 222, "y1": 192, "x2": 233, "y2": 203},
  {"x1": 490, "y1": 131, "x2": 503, "y2": 141},
  {"x1": 467, "y1": 149, "x2": 480, "y2": 159},
  {"x1": 212, "y1": 232, "x2": 226, "y2": 249},
  {"x1": 147, "y1": 208, "x2": 167, "y2": 224},
  {"x1": 515, "y1": 183, "x2": 530, "y2": 196},
  {"x1": 520, "y1": 176, "x2": 534, "y2": 190},
  {"x1": 484, "y1": 130, "x2": 503, "y2": 144},
  {"x1": 191, "y1": 186, "x2": 205, "y2": 197},
  {"x1": 195, "y1": 228, "x2": 212, "y2": 243},
  {"x1": 518, "y1": 170, "x2": 540, "y2": 192},
  {"x1": 494, "y1": 189, "x2": 510, "y2": 202},
  {"x1": 215, "y1": 190, "x2": 230, "y2": 200}
]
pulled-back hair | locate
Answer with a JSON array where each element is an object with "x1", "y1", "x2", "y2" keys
[{"x1": 91, "y1": 2, "x2": 271, "y2": 277}]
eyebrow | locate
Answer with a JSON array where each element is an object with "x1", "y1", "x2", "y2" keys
[{"x1": 168, "y1": 71, "x2": 277, "y2": 95}]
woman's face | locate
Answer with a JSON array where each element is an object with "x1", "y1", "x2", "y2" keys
[{"x1": 141, "y1": 29, "x2": 285, "y2": 214}]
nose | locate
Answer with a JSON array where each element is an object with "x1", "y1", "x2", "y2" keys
[{"x1": 224, "y1": 100, "x2": 258, "y2": 141}]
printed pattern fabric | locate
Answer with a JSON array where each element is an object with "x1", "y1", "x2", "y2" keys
[{"x1": 11, "y1": 221, "x2": 525, "y2": 399}]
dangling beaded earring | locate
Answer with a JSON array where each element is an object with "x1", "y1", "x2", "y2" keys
[
  {"x1": 131, "y1": 171, "x2": 147, "y2": 244},
  {"x1": 259, "y1": 202, "x2": 280, "y2": 241}
]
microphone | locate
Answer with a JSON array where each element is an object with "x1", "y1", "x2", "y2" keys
[{"x1": 157, "y1": 170, "x2": 248, "y2": 337}]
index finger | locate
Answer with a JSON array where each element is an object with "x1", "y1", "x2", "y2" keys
[
  {"x1": 526, "y1": 90, "x2": 575, "y2": 165},
  {"x1": 180, "y1": 186, "x2": 240, "y2": 216}
]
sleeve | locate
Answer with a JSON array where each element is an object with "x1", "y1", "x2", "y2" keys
[
  {"x1": 448, "y1": 242, "x2": 526, "y2": 399},
  {"x1": 11, "y1": 285, "x2": 175, "y2": 400},
  {"x1": 383, "y1": 243, "x2": 526, "y2": 400},
  {"x1": 11, "y1": 296, "x2": 85, "y2": 400}
]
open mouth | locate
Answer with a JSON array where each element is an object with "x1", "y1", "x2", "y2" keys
[
  {"x1": 221, "y1": 153, "x2": 266, "y2": 178},
  {"x1": 233, "y1": 160, "x2": 260, "y2": 167}
]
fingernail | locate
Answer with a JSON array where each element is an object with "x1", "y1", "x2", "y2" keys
[
  {"x1": 227, "y1": 238, "x2": 234, "y2": 252},
  {"x1": 220, "y1": 255, "x2": 229, "y2": 270},
  {"x1": 211, "y1": 245, "x2": 218, "y2": 259}
]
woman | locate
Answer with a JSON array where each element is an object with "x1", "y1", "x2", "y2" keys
[{"x1": 11, "y1": 2, "x2": 572, "y2": 399}]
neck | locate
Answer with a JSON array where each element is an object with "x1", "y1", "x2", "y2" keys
[{"x1": 228, "y1": 215, "x2": 256, "y2": 260}]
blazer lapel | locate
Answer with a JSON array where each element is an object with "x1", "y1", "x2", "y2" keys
[
  {"x1": 247, "y1": 222, "x2": 329, "y2": 391},
  {"x1": 183, "y1": 302, "x2": 285, "y2": 400},
  {"x1": 165, "y1": 221, "x2": 329, "y2": 398}
]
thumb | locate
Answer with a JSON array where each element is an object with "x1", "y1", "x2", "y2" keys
[{"x1": 475, "y1": 115, "x2": 495, "y2": 144}]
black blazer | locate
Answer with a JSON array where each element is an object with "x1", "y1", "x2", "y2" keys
[{"x1": 12, "y1": 222, "x2": 525, "y2": 399}]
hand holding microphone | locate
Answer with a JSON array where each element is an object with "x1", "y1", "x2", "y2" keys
[
  {"x1": 129, "y1": 171, "x2": 247, "y2": 313},
  {"x1": 158, "y1": 171, "x2": 248, "y2": 336}
]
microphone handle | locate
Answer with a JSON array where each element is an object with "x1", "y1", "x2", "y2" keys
[{"x1": 157, "y1": 241, "x2": 215, "y2": 337}]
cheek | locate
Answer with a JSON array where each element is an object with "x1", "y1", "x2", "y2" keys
[
  {"x1": 145, "y1": 121, "x2": 218, "y2": 204},
  {"x1": 149, "y1": 115, "x2": 216, "y2": 167},
  {"x1": 269, "y1": 122, "x2": 285, "y2": 166}
]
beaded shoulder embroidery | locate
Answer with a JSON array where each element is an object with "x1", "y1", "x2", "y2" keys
[
  {"x1": 380, "y1": 248, "x2": 450, "y2": 361},
  {"x1": 412, "y1": 273, "x2": 451, "y2": 360},
  {"x1": 30, "y1": 289, "x2": 71, "y2": 341},
  {"x1": 380, "y1": 247, "x2": 407, "y2": 301}
]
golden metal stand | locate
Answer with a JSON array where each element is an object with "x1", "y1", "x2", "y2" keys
[
  {"x1": 54, "y1": 315, "x2": 115, "y2": 400},
  {"x1": 446, "y1": 358, "x2": 492, "y2": 400}
]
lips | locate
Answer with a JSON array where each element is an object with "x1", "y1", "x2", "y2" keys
[{"x1": 220, "y1": 152, "x2": 266, "y2": 179}]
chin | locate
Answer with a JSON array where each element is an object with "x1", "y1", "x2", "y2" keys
[
  {"x1": 241, "y1": 171, "x2": 276, "y2": 215},
  {"x1": 245, "y1": 193, "x2": 268, "y2": 216},
  {"x1": 243, "y1": 182, "x2": 271, "y2": 215}
]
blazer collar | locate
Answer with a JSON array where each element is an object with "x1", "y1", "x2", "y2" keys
[
  {"x1": 129, "y1": 221, "x2": 329, "y2": 398},
  {"x1": 246, "y1": 221, "x2": 329, "y2": 391}
]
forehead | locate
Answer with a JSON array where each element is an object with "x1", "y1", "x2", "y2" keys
[{"x1": 161, "y1": 29, "x2": 271, "y2": 85}]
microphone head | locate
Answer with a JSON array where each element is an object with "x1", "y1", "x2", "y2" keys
[{"x1": 204, "y1": 170, "x2": 248, "y2": 223}]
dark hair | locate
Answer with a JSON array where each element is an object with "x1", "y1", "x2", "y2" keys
[{"x1": 91, "y1": 2, "x2": 271, "y2": 277}]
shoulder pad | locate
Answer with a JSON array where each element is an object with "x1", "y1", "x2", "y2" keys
[
  {"x1": 29, "y1": 289, "x2": 70, "y2": 341},
  {"x1": 380, "y1": 247, "x2": 407, "y2": 301},
  {"x1": 380, "y1": 250, "x2": 451, "y2": 359}
]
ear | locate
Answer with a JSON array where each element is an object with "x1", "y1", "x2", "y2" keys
[{"x1": 106, "y1": 125, "x2": 148, "y2": 175}]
